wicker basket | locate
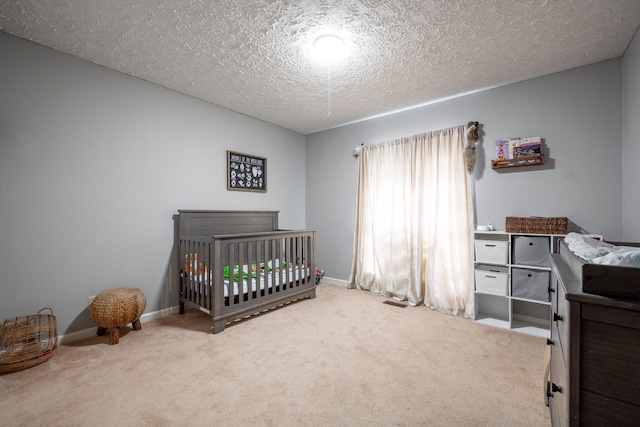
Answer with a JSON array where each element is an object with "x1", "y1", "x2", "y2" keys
[
  {"x1": 0, "y1": 308, "x2": 58, "y2": 373},
  {"x1": 505, "y1": 217, "x2": 568, "y2": 234}
]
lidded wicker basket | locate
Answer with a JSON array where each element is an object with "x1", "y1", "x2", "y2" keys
[
  {"x1": 505, "y1": 217, "x2": 568, "y2": 234},
  {"x1": 0, "y1": 307, "x2": 58, "y2": 373}
]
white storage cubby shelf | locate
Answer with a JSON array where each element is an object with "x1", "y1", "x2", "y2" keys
[{"x1": 473, "y1": 231, "x2": 564, "y2": 338}]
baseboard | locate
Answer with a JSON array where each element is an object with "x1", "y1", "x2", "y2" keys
[
  {"x1": 320, "y1": 276, "x2": 349, "y2": 288},
  {"x1": 57, "y1": 305, "x2": 180, "y2": 345},
  {"x1": 57, "y1": 281, "x2": 348, "y2": 344}
]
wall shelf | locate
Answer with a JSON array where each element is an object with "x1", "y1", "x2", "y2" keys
[{"x1": 491, "y1": 154, "x2": 545, "y2": 169}]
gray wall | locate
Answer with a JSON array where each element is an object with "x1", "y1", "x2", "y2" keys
[
  {"x1": 307, "y1": 59, "x2": 626, "y2": 281},
  {"x1": 623, "y1": 28, "x2": 640, "y2": 241},
  {"x1": 0, "y1": 33, "x2": 306, "y2": 334}
]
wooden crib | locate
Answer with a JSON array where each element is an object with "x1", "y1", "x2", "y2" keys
[{"x1": 177, "y1": 210, "x2": 316, "y2": 333}]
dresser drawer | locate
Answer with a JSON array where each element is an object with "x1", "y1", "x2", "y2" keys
[
  {"x1": 580, "y1": 390, "x2": 640, "y2": 426},
  {"x1": 549, "y1": 333, "x2": 568, "y2": 427},
  {"x1": 554, "y1": 281, "x2": 569, "y2": 367},
  {"x1": 580, "y1": 305, "x2": 640, "y2": 410},
  {"x1": 581, "y1": 348, "x2": 640, "y2": 407},
  {"x1": 550, "y1": 271, "x2": 559, "y2": 311},
  {"x1": 581, "y1": 304, "x2": 640, "y2": 363}
]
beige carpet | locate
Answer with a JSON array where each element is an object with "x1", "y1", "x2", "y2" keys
[{"x1": 1, "y1": 284, "x2": 550, "y2": 426}]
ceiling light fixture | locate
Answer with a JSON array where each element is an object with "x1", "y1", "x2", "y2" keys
[
  {"x1": 311, "y1": 33, "x2": 349, "y2": 118},
  {"x1": 312, "y1": 34, "x2": 347, "y2": 64}
]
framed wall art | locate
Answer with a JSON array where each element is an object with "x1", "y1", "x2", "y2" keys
[{"x1": 227, "y1": 151, "x2": 267, "y2": 192}]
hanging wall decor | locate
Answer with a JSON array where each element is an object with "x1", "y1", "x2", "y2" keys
[{"x1": 227, "y1": 151, "x2": 267, "y2": 192}]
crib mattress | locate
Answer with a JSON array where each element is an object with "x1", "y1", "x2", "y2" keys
[
  {"x1": 224, "y1": 265, "x2": 309, "y2": 297},
  {"x1": 184, "y1": 263, "x2": 309, "y2": 298}
]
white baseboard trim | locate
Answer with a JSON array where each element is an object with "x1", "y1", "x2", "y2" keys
[
  {"x1": 58, "y1": 280, "x2": 349, "y2": 344},
  {"x1": 141, "y1": 305, "x2": 181, "y2": 322},
  {"x1": 320, "y1": 276, "x2": 349, "y2": 288},
  {"x1": 57, "y1": 305, "x2": 180, "y2": 345}
]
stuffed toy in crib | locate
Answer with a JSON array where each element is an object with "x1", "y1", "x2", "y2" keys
[{"x1": 184, "y1": 253, "x2": 208, "y2": 276}]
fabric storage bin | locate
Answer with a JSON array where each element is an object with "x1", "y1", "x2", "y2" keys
[
  {"x1": 512, "y1": 235, "x2": 551, "y2": 267},
  {"x1": 475, "y1": 265, "x2": 509, "y2": 296},
  {"x1": 475, "y1": 240, "x2": 508, "y2": 264},
  {"x1": 511, "y1": 268, "x2": 550, "y2": 302}
]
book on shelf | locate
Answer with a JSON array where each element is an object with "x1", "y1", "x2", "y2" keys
[
  {"x1": 494, "y1": 136, "x2": 543, "y2": 160},
  {"x1": 513, "y1": 143, "x2": 541, "y2": 158}
]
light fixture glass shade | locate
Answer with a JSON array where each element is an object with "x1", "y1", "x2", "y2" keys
[{"x1": 312, "y1": 34, "x2": 347, "y2": 64}]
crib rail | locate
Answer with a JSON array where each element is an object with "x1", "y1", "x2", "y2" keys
[
  {"x1": 179, "y1": 230, "x2": 316, "y2": 330},
  {"x1": 180, "y1": 235, "x2": 214, "y2": 310}
]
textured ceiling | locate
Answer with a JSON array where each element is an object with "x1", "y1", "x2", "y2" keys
[{"x1": 2, "y1": 0, "x2": 640, "y2": 134}]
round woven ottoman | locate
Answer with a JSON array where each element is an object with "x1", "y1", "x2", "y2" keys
[{"x1": 90, "y1": 287, "x2": 146, "y2": 345}]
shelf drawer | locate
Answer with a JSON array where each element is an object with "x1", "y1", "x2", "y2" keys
[
  {"x1": 512, "y1": 268, "x2": 550, "y2": 302},
  {"x1": 513, "y1": 235, "x2": 551, "y2": 267},
  {"x1": 475, "y1": 240, "x2": 508, "y2": 264},
  {"x1": 475, "y1": 265, "x2": 509, "y2": 296}
]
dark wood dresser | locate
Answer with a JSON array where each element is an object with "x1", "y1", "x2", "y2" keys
[{"x1": 549, "y1": 253, "x2": 640, "y2": 426}]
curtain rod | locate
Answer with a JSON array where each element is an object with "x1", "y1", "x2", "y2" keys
[{"x1": 352, "y1": 121, "x2": 480, "y2": 158}]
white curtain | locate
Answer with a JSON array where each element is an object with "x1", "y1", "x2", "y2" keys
[{"x1": 348, "y1": 125, "x2": 474, "y2": 317}]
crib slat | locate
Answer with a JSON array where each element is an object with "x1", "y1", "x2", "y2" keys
[
  {"x1": 196, "y1": 241, "x2": 202, "y2": 307},
  {"x1": 231, "y1": 242, "x2": 238, "y2": 306},
  {"x1": 296, "y1": 236, "x2": 301, "y2": 286},
  {"x1": 265, "y1": 239, "x2": 270, "y2": 293},
  {"x1": 247, "y1": 240, "x2": 253, "y2": 302},
  {"x1": 204, "y1": 240, "x2": 211, "y2": 310},
  {"x1": 272, "y1": 239, "x2": 279, "y2": 294},
  {"x1": 224, "y1": 243, "x2": 232, "y2": 307},
  {"x1": 239, "y1": 242, "x2": 245, "y2": 303},
  {"x1": 299, "y1": 236, "x2": 304, "y2": 286},
  {"x1": 213, "y1": 238, "x2": 223, "y2": 315},
  {"x1": 253, "y1": 240, "x2": 259, "y2": 298}
]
